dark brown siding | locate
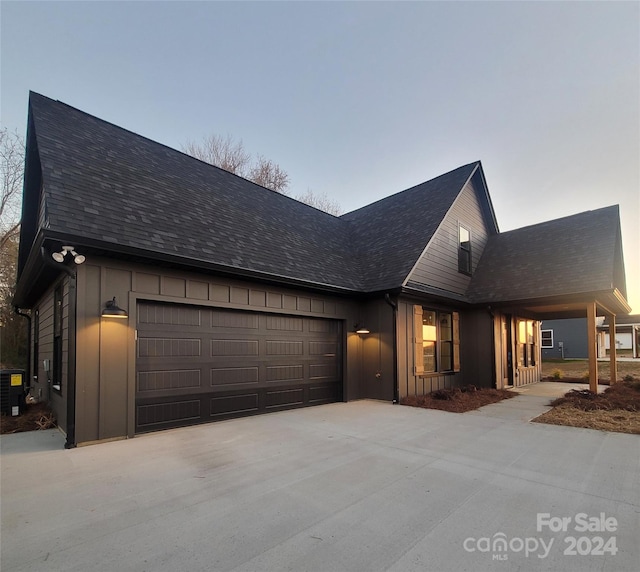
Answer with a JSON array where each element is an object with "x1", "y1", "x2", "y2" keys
[
  {"x1": 30, "y1": 278, "x2": 68, "y2": 432},
  {"x1": 406, "y1": 177, "x2": 490, "y2": 295},
  {"x1": 359, "y1": 299, "x2": 395, "y2": 401},
  {"x1": 135, "y1": 303, "x2": 342, "y2": 432}
]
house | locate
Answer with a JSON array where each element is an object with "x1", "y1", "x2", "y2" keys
[
  {"x1": 14, "y1": 92, "x2": 631, "y2": 448},
  {"x1": 599, "y1": 315, "x2": 640, "y2": 358},
  {"x1": 541, "y1": 315, "x2": 640, "y2": 359},
  {"x1": 540, "y1": 318, "x2": 598, "y2": 359}
]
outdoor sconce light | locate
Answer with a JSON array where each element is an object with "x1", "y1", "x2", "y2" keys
[
  {"x1": 355, "y1": 324, "x2": 370, "y2": 335},
  {"x1": 52, "y1": 246, "x2": 85, "y2": 265},
  {"x1": 101, "y1": 297, "x2": 128, "y2": 319}
]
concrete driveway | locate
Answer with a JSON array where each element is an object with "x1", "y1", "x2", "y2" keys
[{"x1": 1, "y1": 398, "x2": 639, "y2": 572}]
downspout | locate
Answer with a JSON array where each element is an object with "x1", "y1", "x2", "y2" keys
[
  {"x1": 14, "y1": 307, "x2": 31, "y2": 389},
  {"x1": 40, "y1": 247, "x2": 78, "y2": 449},
  {"x1": 384, "y1": 293, "x2": 399, "y2": 403}
]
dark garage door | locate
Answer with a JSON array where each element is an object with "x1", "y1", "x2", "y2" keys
[{"x1": 135, "y1": 301, "x2": 343, "y2": 433}]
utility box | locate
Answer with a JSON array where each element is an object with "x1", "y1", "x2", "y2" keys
[{"x1": 0, "y1": 369, "x2": 26, "y2": 416}]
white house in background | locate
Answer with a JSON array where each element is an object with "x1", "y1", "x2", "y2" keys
[{"x1": 598, "y1": 314, "x2": 640, "y2": 358}]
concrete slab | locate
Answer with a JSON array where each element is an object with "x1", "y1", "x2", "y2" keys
[{"x1": 1, "y1": 400, "x2": 638, "y2": 572}]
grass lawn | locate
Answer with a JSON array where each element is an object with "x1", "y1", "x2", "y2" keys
[{"x1": 541, "y1": 359, "x2": 640, "y2": 382}]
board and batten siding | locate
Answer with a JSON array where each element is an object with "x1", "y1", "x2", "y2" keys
[
  {"x1": 74, "y1": 257, "x2": 361, "y2": 444},
  {"x1": 30, "y1": 277, "x2": 69, "y2": 432},
  {"x1": 405, "y1": 177, "x2": 490, "y2": 295}
]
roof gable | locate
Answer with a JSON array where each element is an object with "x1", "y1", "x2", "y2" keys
[{"x1": 341, "y1": 162, "x2": 482, "y2": 291}]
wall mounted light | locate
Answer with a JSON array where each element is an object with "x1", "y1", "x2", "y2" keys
[
  {"x1": 355, "y1": 324, "x2": 370, "y2": 334},
  {"x1": 101, "y1": 297, "x2": 128, "y2": 319},
  {"x1": 52, "y1": 246, "x2": 85, "y2": 265}
]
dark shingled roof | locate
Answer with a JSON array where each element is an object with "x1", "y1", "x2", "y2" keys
[
  {"x1": 341, "y1": 162, "x2": 479, "y2": 291},
  {"x1": 467, "y1": 206, "x2": 626, "y2": 303},
  {"x1": 26, "y1": 92, "x2": 480, "y2": 293},
  {"x1": 29, "y1": 92, "x2": 361, "y2": 291}
]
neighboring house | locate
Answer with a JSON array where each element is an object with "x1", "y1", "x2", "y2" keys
[
  {"x1": 598, "y1": 315, "x2": 640, "y2": 358},
  {"x1": 541, "y1": 316, "x2": 640, "y2": 359},
  {"x1": 540, "y1": 317, "x2": 602, "y2": 359},
  {"x1": 14, "y1": 93, "x2": 631, "y2": 447}
]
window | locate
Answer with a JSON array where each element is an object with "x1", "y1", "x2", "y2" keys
[
  {"x1": 53, "y1": 285, "x2": 63, "y2": 393},
  {"x1": 458, "y1": 224, "x2": 472, "y2": 275},
  {"x1": 517, "y1": 319, "x2": 538, "y2": 367},
  {"x1": 414, "y1": 306, "x2": 459, "y2": 375},
  {"x1": 33, "y1": 309, "x2": 39, "y2": 382},
  {"x1": 541, "y1": 329, "x2": 553, "y2": 349}
]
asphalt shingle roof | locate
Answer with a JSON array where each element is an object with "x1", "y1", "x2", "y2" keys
[
  {"x1": 28, "y1": 92, "x2": 479, "y2": 293},
  {"x1": 30, "y1": 93, "x2": 361, "y2": 290},
  {"x1": 466, "y1": 205, "x2": 625, "y2": 303},
  {"x1": 341, "y1": 163, "x2": 478, "y2": 291}
]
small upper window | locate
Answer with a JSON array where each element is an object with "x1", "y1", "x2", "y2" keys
[
  {"x1": 458, "y1": 224, "x2": 472, "y2": 275},
  {"x1": 541, "y1": 329, "x2": 553, "y2": 349}
]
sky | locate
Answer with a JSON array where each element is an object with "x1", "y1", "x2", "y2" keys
[{"x1": 1, "y1": 1, "x2": 639, "y2": 311}]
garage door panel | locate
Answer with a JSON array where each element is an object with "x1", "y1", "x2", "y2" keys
[
  {"x1": 137, "y1": 369, "x2": 202, "y2": 392},
  {"x1": 265, "y1": 364, "x2": 305, "y2": 382},
  {"x1": 137, "y1": 399, "x2": 201, "y2": 429},
  {"x1": 210, "y1": 366, "x2": 260, "y2": 386},
  {"x1": 210, "y1": 339, "x2": 259, "y2": 357},
  {"x1": 138, "y1": 304, "x2": 202, "y2": 327},
  {"x1": 138, "y1": 337, "x2": 201, "y2": 358},
  {"x1": 211, "y1": 309, "x2": 259, "y2": 329},
  {"x1": 136, "y1": 302, "x2": 342, "y2": 433},
  {"x1": 265, "y1": 388, "x2": 304, "y2": 408},
  {"x1": 210, "y1": 393, "x2": 259, "y2": 417}
]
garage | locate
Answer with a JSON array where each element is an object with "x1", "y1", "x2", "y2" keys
[{"x1": 135, "y1": 301, "x2": 343, "y2": 433}]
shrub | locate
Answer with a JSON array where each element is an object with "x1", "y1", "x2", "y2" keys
[{"x1": 551, "y1": 368, "x2": 563, "y2": 380}]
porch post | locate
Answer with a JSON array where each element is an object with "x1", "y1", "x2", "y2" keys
[
  {"x1": 609, "y1": 314, "x2": 617, "y2": 384},
  {"x1": 587, "y1": 302, "x2": 598, "y2": 393}
]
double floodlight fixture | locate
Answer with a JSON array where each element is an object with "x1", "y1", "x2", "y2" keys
[{"x1": 52, "y1": 246, "x2": 85, "y2": 265}]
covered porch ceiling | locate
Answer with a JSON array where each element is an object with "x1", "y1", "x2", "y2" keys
[{"x1": 490, "y1": 288, "x2": 631, "y2": 321}]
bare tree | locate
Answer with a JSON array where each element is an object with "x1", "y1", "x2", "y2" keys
[
  {"x1": 183, "y1": 131, "x2": 342, "y2": 214},
  {"x1": 296, "y1": 189, "x2": 343, "y2": 216},
  {"x1": 248, "y1": 155, "x2": 290, "y2": 194},
  {"x1": 183, "y1": 134, "x2": 251, "y2": 175},
  {"x1": 0, "y1": 127, "x2": 26, "y2": 368},
  {"x1": 183, "y1": 134, "x2": 290, "y2": 194},
  {"x1": 0, "y1": 129, "x2": 24, "y2": 251}
]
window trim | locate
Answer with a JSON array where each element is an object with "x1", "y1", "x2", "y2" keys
[
  {"x1": 458, "y1": 223, "x2": 472, "y2": 275},
  {"x1": 541, "y1": 329, "x2": 553, "y2": 349},
  {"x1": 414, "y1": 306, "x2": 460, "y2": 376}
]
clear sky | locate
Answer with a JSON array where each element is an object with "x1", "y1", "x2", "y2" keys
[{"x1": 2, "y1": 1, "x2": 638, "y2": 311}]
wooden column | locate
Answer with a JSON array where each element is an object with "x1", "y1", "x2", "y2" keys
[
  {"x1": 609, "y1": 314, "x2": 617, "y2": 384},
  {"x1": 587, "y1": 302, "x2": 598, "y2": 393}
]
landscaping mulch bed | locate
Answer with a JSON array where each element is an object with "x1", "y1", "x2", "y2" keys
[
  {"x1": 533, "y1": 380, "x2": 640, "y2": 434},
  {"x1": 401, "y1": 385, "x2": 518, "y2": 413},
  {"x1": 0, "y1": 402, "x2": 56, "y2": 435}
]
